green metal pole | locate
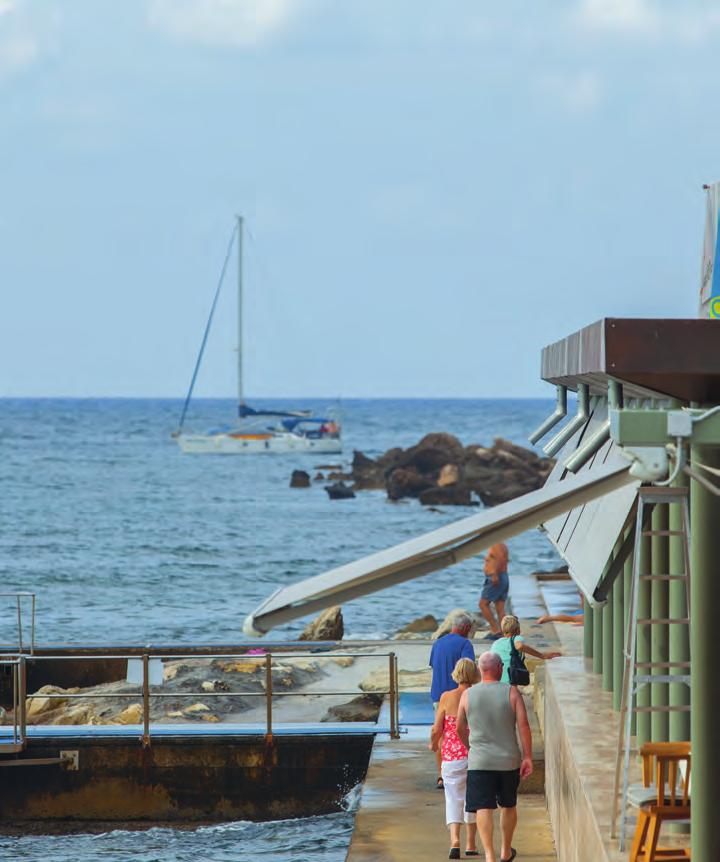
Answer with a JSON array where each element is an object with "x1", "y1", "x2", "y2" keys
[
  {"x1": 636, "y1": 529, "x2": 652, "y2": 746},
  {"x1": 669, "y1": 485, "x2": 690, "y2": 742},
  {"x1": 623, "y1": 542, "x2": 636, "y2": 735},
  {"x1": 612, "y1": 531, "x2": 627, "y2": 711},
  {"x1": 603, "y1": 538, "x2": 621, "y2": 693},
  {"x1": 691, "y1": 444, "x2": 720, "y2": 862},
  {"x1": 593, "y1": 605, "x2": 603, "y2": 675},
  {"x1": 650, "y1": 502, "x2": 669, "y2": 742},
  {"x1": 583, "y1": 596, "x2": 593, "y2": 660}
]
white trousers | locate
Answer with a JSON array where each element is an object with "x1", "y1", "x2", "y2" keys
[{"x1": 441, "y1": 758, "x2": 475, "y2": 825}]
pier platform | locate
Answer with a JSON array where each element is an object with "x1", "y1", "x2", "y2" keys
[{"x1": 346, "y1": 726, "x2": 556, "y2": 862}]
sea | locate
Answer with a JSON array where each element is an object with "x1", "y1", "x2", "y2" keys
[{"x1": 1, "y1": 397, "x2": 563, "y2": 861}]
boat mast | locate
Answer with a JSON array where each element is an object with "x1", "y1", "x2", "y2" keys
[{"x1": 237, "y1": 214, "x2": 245, "y2": 410}]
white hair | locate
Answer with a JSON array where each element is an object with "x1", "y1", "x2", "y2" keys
[
  {"x1": 452, "y1": 612, "x2": 472, "y2": 630},
  {"x1": 478, "y1": 651, "x2": 503, "y2": 676}
]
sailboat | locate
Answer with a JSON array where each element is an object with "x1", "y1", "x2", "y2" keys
[{"x1": 174, "y1": 217, "x2": 342, "y2": 454}]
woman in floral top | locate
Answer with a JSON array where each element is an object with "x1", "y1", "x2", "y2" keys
[{"x1": 430, "y1": 657, "x2": 481, "y2": 859}]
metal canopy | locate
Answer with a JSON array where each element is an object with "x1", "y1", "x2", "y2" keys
[
  {"x1": 542, "y1": 398, "x2": 640, "y2": 605},
  {"x1": 244, "y1": 462, "x2": 635, "y2": 635},
  {"x1": 541, "y1": 318, "x2": 720, "y2": 402}
]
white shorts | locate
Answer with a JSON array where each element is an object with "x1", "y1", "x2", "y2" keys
[{"x1": 441, "y1": 758, "x2": 475, "y2": 825}]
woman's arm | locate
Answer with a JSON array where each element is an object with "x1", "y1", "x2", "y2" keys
[
  {"x1": 429, "y1": 699, "x2": 446, "y2": 751},
  {"x1": 518, "y1": 642, "x2": 562, "y2": 661},
  {"x1": 537, "y1": 613, "x2": 584, "y2": 624}
]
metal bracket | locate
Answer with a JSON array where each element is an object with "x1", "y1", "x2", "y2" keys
[{"x1": 60, "y1": 750, "x2": 79, "y2": 771}]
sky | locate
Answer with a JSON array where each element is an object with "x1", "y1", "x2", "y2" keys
[{"x1": 1, "y1": 0, "x2": 719, "y2": 399}]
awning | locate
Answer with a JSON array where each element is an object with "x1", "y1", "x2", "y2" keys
[
  {"x1": 244, "y1": 461, "x2": 636, "y2": 636},
  {"x1": 542, "y1": 398, "x2": 640, "y2": 605}
]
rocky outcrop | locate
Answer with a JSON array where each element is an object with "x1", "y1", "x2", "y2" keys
[
  {"x1": 359, "y1": 667, "x2": 432, "y2": 692},
  {"x1": 23, "y1": 653, "x2": 329, "y2": 726},
  {"x1": 298, "y1": 606, "x2": 344, "y2": 641},
  {"x1": 290, "y1": 470, "x2": 311, "y2": 488},
  {"x1": 322, "y1": 693, "x2": 383, "y2": 723},
  {"x1": 350, "y1": 434, "x2": 553, "y2": 507},
  {"x1": 437, "y1": 464, "x2": 460, "y2": 487},
  {"x1": 325, "y1": 482, "x2": 356, "y2": 500},
  {"x1": 396, "y1": 614, "x2": 438, "y2": 635},
  {"x1": 386, "y1": 468, "x2": 434, "y2": 501},
  {"x1": 418, "y1": 486, "x2": 476, "y2": 507}
]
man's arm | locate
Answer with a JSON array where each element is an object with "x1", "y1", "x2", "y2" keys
[
  {"x1": 456, "y1": 689, "x2": 470, "y2": 749},
  {"x1": 510, "y1": 687, "x2": 533, "y2": 779},
  {"x1": 462, "y1": 638, "x2": 476, "y2": 660}
]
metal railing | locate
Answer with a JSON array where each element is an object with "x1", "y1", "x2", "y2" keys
[
  {"x1": 0, "y1": 593, "x2": 36, "y2": 655},
  {"x1": 0, "y1": 656, "x2": 26, "y2": 752},
  {"x1": 7, "y1": 649, "x2": 401, "y2": 749}
]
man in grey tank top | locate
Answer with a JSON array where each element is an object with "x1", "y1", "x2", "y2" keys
[{"x1": 456, "y1": 652, "x2": 532, "y2": 862}]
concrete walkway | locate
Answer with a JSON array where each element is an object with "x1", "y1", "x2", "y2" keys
[{"x1": 346, "y1": 727, "x2": 557, "y2": 862}]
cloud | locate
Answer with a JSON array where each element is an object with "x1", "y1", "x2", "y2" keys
[
  {"x1": 536, "y1": 70, "x2": 603, "y2": 114},
  {"x1": 576, "y1": 0, "x2": 720, "y2": 43},
  {"x1": 0, "y1": 1, "x2": 40, "y2": 80},
  {"x1": 147, "y1": 0, "x2": 306, "y2": 48}
]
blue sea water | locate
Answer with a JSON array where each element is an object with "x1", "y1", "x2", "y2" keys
[{"x1": 1, "y1": 397, "x2": 561, "y2": 860}]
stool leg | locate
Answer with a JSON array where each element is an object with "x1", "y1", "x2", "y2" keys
[
  {"x1": 643, "y1": 814, "x2": 662, "y2": 862},
  {"x1": 630, "y1": 810, "x2": 649, "y2": 862}
]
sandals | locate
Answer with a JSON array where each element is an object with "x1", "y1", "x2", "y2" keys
[
  {"x1": 465, "y1": 852, "x2": 479, "y2": 857},
  {"x1": 501, "y1": 849, "x2": 517, "y2": 862},
  {"x1": 448, "y1": 850, "x2": 460, "y2": 860}
]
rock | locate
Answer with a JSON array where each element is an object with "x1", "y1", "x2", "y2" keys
[
  {"x1": 432, "y1": 608, "x2": 484, "y2": 640},
  {"x1": 116, "y1": 703, "x2": 143, "y2": 724},
  {"x1": 214, "y1": 659, "x2": 263, "y2": 674},
  {"x1": 350, "y1": 451, "x2": 386, "y2": 490},
  {"x1": 322, "y1": 694, "x2": 383, "y2": 723},
  {"x1": 290, "y1": 469, "x2": 311, "y2": 488},
  {"x1": 201, "y1": 713, "x2": 220, "y2": 722},
  {"x1": 314, "y1": 472, "x2": 325, "y2": 481},
  {"x1": 419, "y1": 486, "x2": 476, "y2": 506},
  {"x1": 400, "y1": 433, "x2": 465, "y2": 475},
  {"x1": 27, "y1": 685, "x2": 71, "y2": 718},
  {"x1": 315, "y1": 464, "x2": 342, "y2": 470},
  {"x1": 396, "y1": 614, "x2": 439, "y2": 635},
  {"x1": 325, "y1": 482, "x2": 356, "y2": 500},
  {"x1": 437, "y1": 464, "x2": 459, "y2": 487},
  {"x1": 299, "y1": 606, "x2": 344, "y2": 641},
  {"x1": 327, "y1": 655, "x2": 355, "y2": 668},
  {"x1": 201, "y1": 679, "x2": 230, "y2": 692},
  {"x1": 52, "y1": 705, "x2": 101, "y2": 725},
  {"x1": 183, "y1": 702, "x2": 211, "y2": 714},
  {"x1": 359, "y1": 667, "x2": 432, "y2": 692},
  {"x1": 386, "y1": 468, "x2": 434, "y2": 500}
]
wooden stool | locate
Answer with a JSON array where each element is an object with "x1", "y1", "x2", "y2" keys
[{"x1": 629, "y1": 741, "x2": 691, "y2": 862}]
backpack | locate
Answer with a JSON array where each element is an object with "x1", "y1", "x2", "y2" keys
[{"x1": 508, "y1": 636, "x2": 530, "y2": 686}]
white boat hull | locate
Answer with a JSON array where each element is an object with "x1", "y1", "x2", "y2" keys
[{"x1": 175, "y1": 432, "x2": 342, "y2": 454}]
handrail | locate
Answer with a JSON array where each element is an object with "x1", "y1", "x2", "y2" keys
[
  {"x1": 0, "y1": 594, "x2": 36, "y2": 655},
  {"x1": 15, "y1": 649, "x2": 404, "y2": 744},
  {"x1": 0, "y1": 656, "x2": 26, "y2": 751}
]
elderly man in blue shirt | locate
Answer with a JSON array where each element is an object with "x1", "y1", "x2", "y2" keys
[{"x1": 429, "y1": 611, "x2": 475, "y2": 788}]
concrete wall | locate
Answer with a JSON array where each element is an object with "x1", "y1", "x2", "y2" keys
[
  {"x1": 540, "y1": 660, "x2": 622, "y2": 862},
  {"x1": 0, "y1": 734, "x2": 373, "y2": 825}
]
